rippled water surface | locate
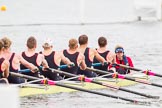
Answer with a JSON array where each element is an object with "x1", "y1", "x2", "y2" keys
[{"x1": 1, "y1": 21, "x2": 162, "y2": 108}]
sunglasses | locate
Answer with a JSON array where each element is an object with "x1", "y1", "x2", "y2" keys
[{"x1": 115, "y1": 48, "x2": 124, "y2": 53}]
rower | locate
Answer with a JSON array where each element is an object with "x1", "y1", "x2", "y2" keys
[
  {"x1": 60, "y1": 38, "x2": 86, "y2": 78},
  {"x1": 77, "y1": 35, "x2": 107, "y2": 77},
  {"x1": 93, "y1": 36, "x2": 116, "y2": 76},
  {"x1": 20, "y1": 36, "x2": 49, "y2": 81},
  {"x1": 112, "y1": 45, "x2": 134, "y2": 74},
  {"x1": 40, "y1": 38, "x2": 73, "y2": 81},
  {"x1": 1, "y1": 37, "x2": 38, "y2": 84},
  {"x1": 0, "y1": 39, "x2": 9, "y2": 84}
]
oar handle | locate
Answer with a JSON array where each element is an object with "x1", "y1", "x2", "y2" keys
[
  {"x1": 18, "y1": 64, "x2": 75, "y2": 73},
  {"x1": 92, "y1": 62, "x2": 109, "y2": 67},
  {"x1": 18, "y1": 69, "x2": 31, "y2": 73},
  {"x1": 58, "y1": 64, "x2": 75, "y2": 69}
]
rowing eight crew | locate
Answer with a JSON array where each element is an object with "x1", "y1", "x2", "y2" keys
[{"x1": 0, "y1": 35, "x2": 134, "y2": 84}]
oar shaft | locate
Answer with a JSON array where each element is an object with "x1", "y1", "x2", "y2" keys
[
  {"x1": 86, "y1": 67, "x2": 109, "y2": 75},
  {"x1": 151, "y1": 83, "x2": 162, "y2": 88},
  {"x1": 85, "y1": 67, "x2": 159, "y2": 99},
  {"x1": 47, "y1": 68, "x2": 77, "y2": 77},
  {"x1": 88, "y1": 66, "x2": 162, "y2": 89},
  {"x1": 118, "y1": 74, "x2": 162, "y2": 89},
  {"x1": 10, "y1": 72, "x2": 39, "y2": 80},
  {"x1": 91, "y1": 80, "x2": 158, "y2": 99},
  {"x1": 118, "y1": 86, "x2": 158, "y2": 99},
  {"x1": 115, "y1": 64, "x2": 141, "y2": 71},
  {"x1": 46, "y1": 67, "x2": 158, "y2": 98},
  {"x1": 115, "y1": 64, "x2": 162, "y2": 78},
  {"x1": 10, "y1": 72, "x2": 147, "y2": 104},
  {"x1": 55, "y1": 83, "x2": 144, "y2": 104}
]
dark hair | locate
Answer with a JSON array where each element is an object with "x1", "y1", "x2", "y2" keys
[
  {"x1": 27, "y1": 36, "x2": 37, "y2": 49},
  {"x1": 98, "y1": 36, "x2": 107, "y2": 47},
  {"x1": 78, "y1": 35, "x2": 88, "y2": 45}
]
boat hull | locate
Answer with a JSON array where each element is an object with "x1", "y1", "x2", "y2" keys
[{"x1": 20, "y1": 79, "x2": 137, "y2": 97}]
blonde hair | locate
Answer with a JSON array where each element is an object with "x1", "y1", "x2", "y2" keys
[
  {"x1": 115, "y1": 44, "x2": 124, "y2": 53},
  {"x1": 0, "y1": 39, "x2": 4, "y2": 51},
  {"x1": 42, "y1": 38, "x2": 53, "y2": 49},
  {"x1": 69, "y1": 38, "x2": 78, "y2": 49},
  {"x1": 1, "y1": 37, "x2": 12, "y2": 49},
  {"x1": 115, "y1": 44, "x2": 123, "y2": 50}
]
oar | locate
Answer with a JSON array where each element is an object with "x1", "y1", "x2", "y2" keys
[
  {"x1": 9, "y1": 72, "x2": 148, "y2": 104},
  {"x1": 114, "y1": 63, "x2": 162, "y2": 78},
  {"x1": 18, "y1": 64, "x2": 74, "y2": 73},
  {"x1": 92, "y1": 62, "x2": 109, "y2": 67},
  {"x1": 43, "y1": 67, "x2": 159, "y2": 99},
  {"x1": 87, "y1": 67, "x2": 162, "y2": 89},
  {"x1": 58, "y1": 64, "x2": 75, "y2": 69}
]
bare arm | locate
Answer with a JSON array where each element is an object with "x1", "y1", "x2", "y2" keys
[
  {"x1": 19, "y1": 54, "x2": 38, "y2": 71},
  {"x1": 78, "y1": 53, "x2": 87, "y2": 70},
  {"x1": 93, "y1": 49, "x2": 107, "y2": 64},
  {"x1": 106, "y1": 51, "x2": 116, "y2": 64},
  {"x1": 2, "y1": 60, "x2": 10, "y2": 78},
  {"x1": 41, "y1": 55, "x2": 49, "y2": 68},
  {"x1": 60, "y1": 51, "x2": 73, "y2": 66}
]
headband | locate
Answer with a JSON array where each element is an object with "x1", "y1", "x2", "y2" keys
[{"x1": 115, "y1": 47, "x2": 124, "y2": 53}]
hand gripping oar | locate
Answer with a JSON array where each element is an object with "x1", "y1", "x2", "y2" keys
[
  {"x1": 9, "y1": 72, "x2": 149, "y2": 104},
  {"x1": 113, "y1": 63, "x2": 162, "y2": 78},
  {"x1": 43, "y1": 67, "x2": 159, "y2": 99},
  {"x1": 85, "y1": 67, "x2": 160, "y2": 99}
]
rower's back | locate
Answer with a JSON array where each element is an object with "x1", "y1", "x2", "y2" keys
[
  {"x1": 0, "y1": 39, "x2": 9, "y2": 84},
  {"x1": 40, "y1": 38, "x2": 63, "y2": 81},
  {"x1": 77, "y1": 35, "x2": 106, "y2": 78},
  {"x1": 60, "y1": 38, "x2": 86, "y2": 78},
  {"x1": 93, "y1": 36, "x2": 115, "y2": 71},
  {"x1": 20, "y1": 36, "x2": 49, "y2": 78}
]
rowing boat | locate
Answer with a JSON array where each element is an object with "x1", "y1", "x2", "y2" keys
[
  {"x1": 12, "y1": 69, "x2": 160, "y2": 103},
  {"x1": 15, "y1": 63, "x2": 161, "y2": 104},
  {"x1": 20, "y1": 78, "x2": 138, "y2": 97},
  {"x1": 17, "y1": 64, "x2": 153, "y2": 97}
]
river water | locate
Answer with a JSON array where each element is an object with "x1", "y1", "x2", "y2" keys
[{"x1": 0, "y1": 21, "x2": 162, "y2": 108}]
